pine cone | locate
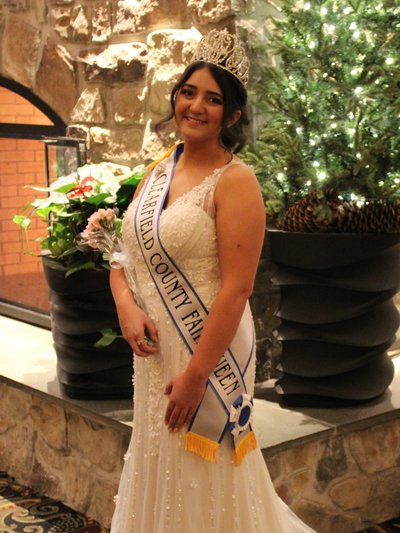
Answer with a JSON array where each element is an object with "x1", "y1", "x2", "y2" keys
[
  {"x1": 338, "y1": 200, "x2": 400, "y2": 233},
  {"x1": 280, "y1": 193, "x2": 400, "y2": 233},
  {"x1": 280, "y1": 189, "x2": 342, "y2": 232}
]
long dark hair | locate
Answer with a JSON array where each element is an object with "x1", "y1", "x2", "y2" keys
[{"x1": 155, "y1": 61, "x2": 249, "y2": 153}]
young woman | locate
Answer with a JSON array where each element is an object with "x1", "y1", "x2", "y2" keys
[{"x1": 110, "y1": 30, "x2": 316, "y2": 533}]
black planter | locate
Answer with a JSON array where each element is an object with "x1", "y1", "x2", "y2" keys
[
  {"x1": 266, "y1": 231, "x2": 400, "y2": 407},
  {"x1": 42, "y1": 257, "x2": 133, "y2": 400}
]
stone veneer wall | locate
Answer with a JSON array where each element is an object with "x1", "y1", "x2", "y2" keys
[
  {"x1": 0, "y1": 0, "x2": 277, "y2": 166},
  {"x1": 1, "y1": 380, "x2": 400, "y2": 531},
  {"x1": 0, "y1": 382, "x2": 131, "y2": 527},
  {"x1": 0, "y1": 0, "x2": 279, "y2": 381},
  {"x1": 265, "y1": 423, "x2": 400, "y2": 533}
]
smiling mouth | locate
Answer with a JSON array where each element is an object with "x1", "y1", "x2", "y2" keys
[{"x1": 185, "y1": 116, "x2": 207, "y2": 125}]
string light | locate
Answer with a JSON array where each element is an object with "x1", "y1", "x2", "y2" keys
[
  {"x1": 324, "y1": 23, "x2": 335, "y2": 35},
  {"x1": 248, "y1": 0, "x2": 400, "y2": 214}
]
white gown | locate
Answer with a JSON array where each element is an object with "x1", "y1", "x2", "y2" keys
[{"x1": 111, "y1": 162, "x2": 316, "y2": 533}]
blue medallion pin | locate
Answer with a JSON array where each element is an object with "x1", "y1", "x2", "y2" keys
[{"x1": 229, "y1": 394, "x2": 254, "y2": 438}]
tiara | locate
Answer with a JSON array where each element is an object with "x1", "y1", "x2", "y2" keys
[{"x1": 192, "y1": 29, "x2": 249, "y2": 87}]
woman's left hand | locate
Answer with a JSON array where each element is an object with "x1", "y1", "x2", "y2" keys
[{"x1": 164, "y1": 371, "x2": 206, "y2": 433}]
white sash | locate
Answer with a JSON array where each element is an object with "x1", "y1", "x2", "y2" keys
[{"x1": 134, "y1": 144, "x2": 257, "y2": 465}]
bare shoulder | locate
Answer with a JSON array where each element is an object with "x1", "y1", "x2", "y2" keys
[{"x1": 214, "y1": 159, "x2": 261, "y2": 203}]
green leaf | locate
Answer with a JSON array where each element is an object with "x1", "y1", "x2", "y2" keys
[
  {"x1": 13, "y1": 215, "x2": 31, "y2": 229},
  {"x1": 27, "y1": 182, "x2": 76, "y2": 194},
  {"x1": 51, "y1": 183, "x2": 77, "y2": 194},
  {"x1": 65, "y1": 260, "x2": 97, "y2": 276},
  {"x1": 94, "y1": 328, "x2": 120, "y2": 348},
  {"x1": 83, "y1": 193, "x2": 114, "y2": 205},
  {"x1": 122, "y1": 171, "x2": 145, "y2": 186}
]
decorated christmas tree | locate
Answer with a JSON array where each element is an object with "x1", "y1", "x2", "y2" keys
[{"x1": 244, "y1": 0, "x2": 400, "y2": 232}]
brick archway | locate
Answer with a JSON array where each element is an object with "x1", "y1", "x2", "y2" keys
[
  {"x1": 0, "y1": 75, "x2": 66, "y2": 139},
  {"x1": 0, "y1": 77, "x2": 67, "y2": 325}
]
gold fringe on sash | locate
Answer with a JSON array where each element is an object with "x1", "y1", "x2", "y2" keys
[
  {"x1": 147, "y1": 143, "x2": 182, "y2": 171},
  {"x1": 184, "y1": 432, "x2": 219, "y2": 464},
  {"x1": 233, "y1": 430, "x2": 258, "y2": 467}
]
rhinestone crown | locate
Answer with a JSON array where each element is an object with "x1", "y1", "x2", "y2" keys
[{"x1": 192, "y1": 29, "x2": 249, "y2": 87}]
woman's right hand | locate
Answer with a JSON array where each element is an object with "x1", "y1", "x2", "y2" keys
[
  {"x1": 110, "y1": 268, "x2": 158, "y2": 357},
  {"x1": 117, "y1": 301, "x2": 158, "y2": 357}
]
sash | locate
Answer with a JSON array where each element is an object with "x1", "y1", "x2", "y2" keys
[{"x1": 134, "y1": 144, "x2": 257, "y2": 466}]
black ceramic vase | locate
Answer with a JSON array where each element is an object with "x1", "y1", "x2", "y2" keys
[
  {"x1": 42, "y1": 257, "x2": 133, "y2": 400},
  {"x1": 266, "y1": 231, "x2": 400, "y2": 407}
]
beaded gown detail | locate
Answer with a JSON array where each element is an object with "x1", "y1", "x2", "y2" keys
[{"x1": 110, "y1": 162, "x2": 316, "y2": 533}]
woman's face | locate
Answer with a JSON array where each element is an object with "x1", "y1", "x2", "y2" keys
[{"x1": 174, "y1": 67, "x2": 225, "y2": 144}]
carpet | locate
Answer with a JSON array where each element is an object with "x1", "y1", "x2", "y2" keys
[
  {"x1": 359, "y1": 521, "x2": 400, "y2": 533},
  {"x1": 0, "y1": 472, "x2": 108, "y2": 533}
]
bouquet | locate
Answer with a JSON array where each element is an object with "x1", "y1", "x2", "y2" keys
[
  {"x1": 78, "y1": 205, "x2": 136, "y2": 293},
  {"x1": 78, "y1": 207, "x2": 123, "y2": 266}
]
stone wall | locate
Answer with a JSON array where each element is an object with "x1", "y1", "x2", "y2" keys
[
  {"x1": 1, "y1": 380, "x2": 400, "y2": 531},
  {"x1": 0, "y1": 381, "x2": 131, "y2": 527},
  {"x1": 0, "y1": 0, "x2": 277, "y2": 166},
  {"x1": 265, "y1": 420, "x2": 400, "y2": 533},
  {"x1": 0, "y1": 0, "x2": 280, "y2": 380}
]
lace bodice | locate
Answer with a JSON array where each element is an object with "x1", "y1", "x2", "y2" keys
[{"x1": 121, "y1": 160, "x2": 244, "y2": 310}]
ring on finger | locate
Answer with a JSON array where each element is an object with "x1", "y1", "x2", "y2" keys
[{"x1": 137, "y1": 339, "x2": 143, "y2": 346}]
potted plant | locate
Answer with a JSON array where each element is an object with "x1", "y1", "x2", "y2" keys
[
  {"x1": 244, "y1": 0, "x2": 400, "y2": 406},
  {"x1": 14, "y1": 162, "x2": 144, "y2": 400}
]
